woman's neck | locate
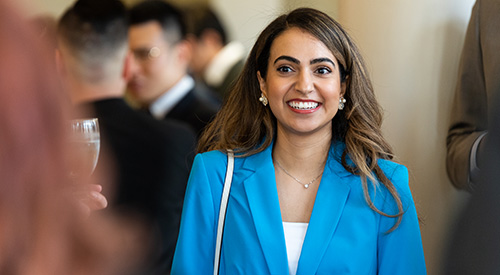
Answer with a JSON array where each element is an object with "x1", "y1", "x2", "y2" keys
[
  {"x1": 272, "y1": 126, "x2": 331, "y2": 223},
  {"x1": 272, "y1": 127, "x2": 331, "y2": 173}
]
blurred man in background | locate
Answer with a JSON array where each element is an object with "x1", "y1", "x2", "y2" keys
[
  {"x1": 57, "y1": 0, "x2": 196, "y2": 273},
  {"x1": 446, "y1": 0, "x2": 500, "y2": 192},
  {"x1": 184, "y1": 4, "x2": 246, "y2": 99},
  {"x1": 445, "y1": 0, "x2": 500, "y2": 273},
  {"x1": 127, "y1": 0, "x2": 220, "y2": 138}
]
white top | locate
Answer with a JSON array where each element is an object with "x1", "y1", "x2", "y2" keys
[
  {"x1": 204, "y1": 41, "x2": 245, "y2": 87},
  {"x1": 149, "y1": 75, "x2": 194, "y2": 119},
  {"x1": 283, "y1": 222, "x2": 308, "y2": 275}
]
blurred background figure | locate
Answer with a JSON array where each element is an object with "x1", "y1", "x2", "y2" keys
[
  {"x1": 445, "y1": 93, "x2": 500, "y2": 274},
  {"x1": 446, "y1": 0, "x2": 500, "y2": 191},
  {"x1": 56, "y1": 0, "x2": 196, "y2": 273},
  {"x1": 184, "y1": 4, "x2": 246, "y2": 99},
  {"x1": 444, "y1": 0, "x2": 500, "y2": 273},
  {"x1": 29, "y1": 14, "x2": 58, "y2": 51},
  {"x1": 127, "y1": 0, "x2": 220, "y2": 138},
  {"x1": 0, "y1": 0, "x2": 143, "y2": 274}
]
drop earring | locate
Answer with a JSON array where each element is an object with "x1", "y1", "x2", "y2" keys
[
  {"x1": 259, "y1": 93, "x2": 268, "y2": 106},
  {"x1": 338, "y1": 97, "x2": 346, "y2": 110}
]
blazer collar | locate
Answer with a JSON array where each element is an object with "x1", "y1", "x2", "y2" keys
[
  {"x1": 297, "y1": 157, "x2": 351, "y2": 274},
  {"x1": 240, "y1": 141, "x2": 352, "y2": 274},
  {"x1": 241, "y1": 143, "x2": 288, "y2": 273},
  {"x1": 241, "y1": 140, "x2": 352, "y2": 175}
]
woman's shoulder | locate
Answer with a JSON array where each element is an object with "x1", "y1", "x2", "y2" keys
[
  {"x1": 189, "y1": 150, "x2": 231, "y2": 184},
  {"x1": 194, "y1": 150, "x2": 228, "y2": 169},
  {"x1": 377, "y1": 158, "x2": 409, "y2": 187},
  {"x1": 198, "y1": 149, "x2": 227, "y2": 160},
  {"x1": 377, "y1": 158, "x2": 407, "y2": 172},
  {"x1": 375, "y1": 159, "x2": 414, "y2": 213}
]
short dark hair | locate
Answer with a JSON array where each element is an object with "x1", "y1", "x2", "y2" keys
[
  {"x1": 128, "y1": 0, "x2": 186, "y2": 44},
  {"x1": 57, "y1": 0, "x2": 128, "y2": 60},
  {"x1": 184, "y1": 5, "x2": 227, "y2": 45}
]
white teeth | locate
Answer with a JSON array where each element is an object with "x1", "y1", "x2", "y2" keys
[{"x1": 288, "y1": 101, "x2": 319, "y2": 110}]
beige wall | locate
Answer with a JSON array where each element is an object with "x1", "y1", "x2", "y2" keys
[
  {"x1": 15, "y1": 0, "x2": 70, "y2": 17},
  {"x1": 16, "y1": 0, "x2": 206, "y2": 18},
  {"x1": 338, "y1": 0, "x2": 475, "y2": 274},
  {"x1": 211, "y1": 0, "x2": 281, "y2": 52},
  {"x1": 283, "y1": 0, "x2": 338, "y2": 18},
  {"x1": 20, "y1": 0, "x2": 477, "y2": 273},
  {"x1": 17, "y1": 0, "x2": 336, "y2": 52},
  {"x1": 211, "y1": 0, "x2": 339, "y2": 54}
]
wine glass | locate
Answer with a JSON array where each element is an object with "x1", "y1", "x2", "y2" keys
[{"x1": 68, "y1": 118, "x2": 101, "y2": 179}]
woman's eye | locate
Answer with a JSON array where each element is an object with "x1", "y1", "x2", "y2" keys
[
  {"x1": 277, "y1": 66, "x2": 293, "y2": 73},
  {"x1": 316, "y1": 67, "x2": 332, "y2": 75}
]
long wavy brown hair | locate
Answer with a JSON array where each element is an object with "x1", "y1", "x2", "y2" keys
[{"x1": 198, "y1": 8, "x2": 404, "y2": 231}]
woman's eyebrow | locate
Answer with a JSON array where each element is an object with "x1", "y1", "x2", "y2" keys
[
  {"x1": 310, "y1": 57, "x2": 335, "y2": 67},
  {"x1": 274, "y1": 55, "x2": 300, "y2": 64},
  {"x1": 273, "y1": 56, "x2": 336, "y2": 68}
]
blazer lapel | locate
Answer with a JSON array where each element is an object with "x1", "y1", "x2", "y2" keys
[
  {"x1": 166, "y1": 90, "x2": 194, "y2": 119},
  {"x1": 241, "y1": 145, "x2": 289, "y2": 274},
  {"x1": 297, "y1": 145, "x2": 352, "y2": 274}
]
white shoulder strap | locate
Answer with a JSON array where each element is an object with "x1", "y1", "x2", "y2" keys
[{"x1": 213, "y1": 149, "x2": 234, "y2": 275}]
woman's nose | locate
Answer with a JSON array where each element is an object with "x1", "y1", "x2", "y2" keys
[{"x1": 295, "y1": 71, "x2": 313, "y2": 94}]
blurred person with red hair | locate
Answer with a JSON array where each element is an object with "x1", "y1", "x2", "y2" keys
[{"x1": 0, "y1": 0, "x2": 144, "y2": 274}]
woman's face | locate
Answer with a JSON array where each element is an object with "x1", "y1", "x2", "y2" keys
[{"x1": 257, "y1": 27, "x2": 345, "y2": 138}]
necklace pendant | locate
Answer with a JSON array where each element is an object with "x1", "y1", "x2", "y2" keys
[{"x1": 304, "y1": 184, "x2": 309, "y2": 188}]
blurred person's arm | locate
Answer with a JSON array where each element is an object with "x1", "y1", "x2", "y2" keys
[{"x1": 446, "y1": 0, "x2": 488, "y2": 191}]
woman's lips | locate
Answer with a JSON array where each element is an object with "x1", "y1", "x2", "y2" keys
[{"x1": 287, "y1": 99, "x2": 321, "y2": 113}]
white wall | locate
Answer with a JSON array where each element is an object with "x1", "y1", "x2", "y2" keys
[{"x1": 338, "y1": 0, "x2": 475, "y2": 274}]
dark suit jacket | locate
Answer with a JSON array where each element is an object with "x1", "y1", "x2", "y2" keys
[
  {"x1": 81, "y1": 98, "x2": 196, "y2": 274},
  {"x1": 164, "y1": 84, "x2": 220, "y2": 138},
  {"x1": 446, "y1": 0, "x2": 500, "y2": 190},
  {"x1": 445, "y1": 93, "x2": 500, "y2": 275}
]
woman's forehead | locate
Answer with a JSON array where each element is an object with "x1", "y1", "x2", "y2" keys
[{"x1": 268, "y1": 27, "x2": 339, "y2": 64}]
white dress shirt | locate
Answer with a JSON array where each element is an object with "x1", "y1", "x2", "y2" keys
[{"x1": 149, "y1": 75, "x2": 194, "y2": 119}]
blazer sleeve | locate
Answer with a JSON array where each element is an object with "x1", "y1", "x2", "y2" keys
[
  {"x1": 377, "y1": 165, "x2": 427, "y2": 274},
  {"x1": 446, "y1": 0, "x2": 488, "y2": 191},
  {"x1": 171, "y1": 153, "x2": 220, "y2": 274}
]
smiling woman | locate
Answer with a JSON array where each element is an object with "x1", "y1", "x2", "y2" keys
[
  {"x1": 257, "y1": 27, "x2": 345, "y2": 136},
  {"x1": 172, "y1": 7, "x2": 426, "y2": 275}
]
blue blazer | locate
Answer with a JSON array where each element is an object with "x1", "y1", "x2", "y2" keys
[{"x1": 172, "y1": 142, "x2": 426, "y2": 274}]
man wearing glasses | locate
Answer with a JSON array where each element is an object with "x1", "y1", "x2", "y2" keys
[{"x1": 127, "y1": 0, "x2": 221, "y2": 138}]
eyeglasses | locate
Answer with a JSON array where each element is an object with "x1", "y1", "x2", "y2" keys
[{"x1": 131, "y1": 46, "x2": 161, "y2": 63}]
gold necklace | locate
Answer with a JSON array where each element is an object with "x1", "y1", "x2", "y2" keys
[{"x1": 274, "y1": 159, "x2": 323, "y2": 189}]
